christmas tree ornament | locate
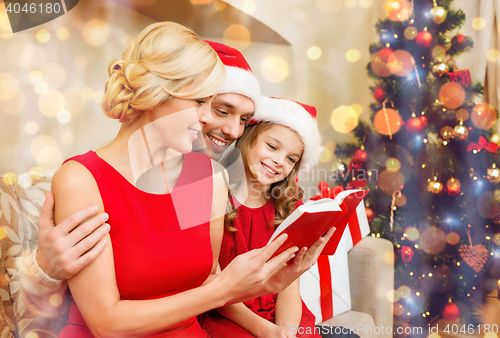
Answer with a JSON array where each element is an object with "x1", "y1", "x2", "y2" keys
[
  {"x1": 400, "y1": 246, "x2": 414, "y2": 263},
  {"x1": 385, "y1": 0, "x2": 411, "y2": 21},
  {"x1": 486, "y1": 164, "x2": 500, "y2": 183},
  {"x1": 446, "y1": 232, "x2": 460, "y2": 245},
  {"x1": 388, "y1": 50, "x2": 414, "y2": 77},
  {"x1": 365, "y1": 207, "x2": 375, "y2": 222},
  {"x1": 446, "y1": 178, "x2": 461, "y2": 195},
  {"x1": 374, "y1": 107, "x2": 402, "y2": 138},
  {"x1": 427, "y1": 179, "x2": 444, "y2": 194},
  {"x1": 430, "y1": 6, "x2": 447, "y2": 24},
  {"x1": 404, "y1": 26, "x2": 418, "y2": 40},
  {"x1": 448, "y1": 69, "x2": 472, "y2": 86},
  {"x1": 390, "y1": 190, "x2": 402, "y2": 231},
  {"x1": 453, "y1": 123, "x2": 468, "y2": 140},
  {"x1": 459, "y1": 244, "x2": 488, "y2": 273},
  {"x1": 349, "y1": 149, "x2": 368, "y2": 171},
  {"x1": 493, "y1": 233, "x2": 500, "y2": 246},
  {"x1": 371, "y1": 52, "x2": 393, "y2": 77},
  {"x1": 440, "y1": 126, "x2": 454, "y2": 140},
  {"x1": 467, "y1": 136, "x2": 499, "y2": 153},
  {"x1": 452, "y1": 34, "x2": 467, "y2": 46},
  {"x1": 406, "y1": 116, "x2": 424, "y2": 133},
  {"x1": 379, "y1": 170, "x2": 405, "y2": 196},
  {"x1": 374, "y1": 86, "x2": 386, "y2": 102},
  {"x1": 395, "y1": 193, "x2": 407, "y2": 207},
  {"x1": 441, "y1": 302, "x2": 460, "y2": 322},
  {"x1": 455, "y1": 108, "x2": 469, "y2": 122},
  {"x1": 490, "y1": 134, "x2": 500, "y2": 145},
  {"x1": 416, "y1": 30, "x2": 433, "y2": 48},
  {"x1": 431, "y1": 61, "x2": 449, "y2": 77},
  {"x1": 421, "y1": 227, "x2": 446, "y2": 254},
  {"x1": 386, "y1": 157, "x2": 401, "y2": 172},
  {"x1": 432, "y1": 46, "x2": 447, "y2": 60},
  {"x1": 443, "y1": 36, "x2": 452, "y2": 50},
  {"x1": 439, "y1": 82, "x2": 465, "y2": 109},
  {"x1": 447, "y1": 58, "x2": 456, "y2": 70},
  {"x1": 334, "y1": 159, "x2": 347, "y2": 178},
  {"x1": 420, "y1": 115, "x2": 428, "y2": 126},
  {"x1": 379, "y1": 47, "x2": 393, "y2": 62},
  {"x1": 471, "y1": 103, "x2": 497, "y2": 130}
]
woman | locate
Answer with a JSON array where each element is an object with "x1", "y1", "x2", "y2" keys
[{"x1": 53, "y1": 22, "x2": 333, "y2": 337}]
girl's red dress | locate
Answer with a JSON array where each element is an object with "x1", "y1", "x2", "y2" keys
[
  {"x1": 198, "y1": 201, "x2": 321, "y2": 338},
  {"x1": 58, "y1": 151, "x2": 213, "y2": 338}
]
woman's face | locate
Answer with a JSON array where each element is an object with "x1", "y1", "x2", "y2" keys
[
  {"x1": 246, "y1": 124, "x2": 303, "y2": 187},
  {"x1": 147, "y1": 96, "x2": 215, "y2": 154}
]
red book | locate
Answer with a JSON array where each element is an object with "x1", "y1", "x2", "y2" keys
[{"x1": 268, "y1": 189, "x2": 369, "y2": 258}]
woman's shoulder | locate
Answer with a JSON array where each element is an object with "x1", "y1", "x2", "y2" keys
[{"x1": 52, "y1": 156, "x2": 96, "y2": 193}]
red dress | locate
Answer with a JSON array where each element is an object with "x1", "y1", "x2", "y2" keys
[
  {"x1": 58, "y1": 151, "x2": 213, "y2": 338},
  {"x1": 198, "y1": 202, "x2": 320, "y2": 338}
]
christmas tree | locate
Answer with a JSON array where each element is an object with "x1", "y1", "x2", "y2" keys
[{"x1": 332, "y1": 0, "x2": 499, "y2": 328}]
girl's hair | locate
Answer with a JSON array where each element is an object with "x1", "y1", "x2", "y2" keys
[
  {"x1": 224, "y1": 122, "x2": 304, "y2": 231},
  {"x1": 101, "y1": 22, "x2": 225, "y2": 122}
]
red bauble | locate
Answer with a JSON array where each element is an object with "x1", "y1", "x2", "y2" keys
[
  {"x1": 379, "y1": 47, "x2": 393, "y2": 62},
  {"x1": 347, "y1": 179, "x2": 367, "y2": 189},
  {"x1": 420, "y1": 115, "x2": 428, "y2": 127},
  {"x1": 365, "y1": 207, "x2": 375, "y2": 222},
  {"x1": 374, "y1": 86, "x2": 386, "y2": 103},
  {"x1": 454, "y1": 34, "x2": 466, "y2": 44},
  {"x1": 405, "y1": 117, "x2": 424, "y2": 133},
  {"x1": 416, "y1": 31, "x2": 433, "y2": 48},
  {"x1": 400, "y1": 246, "x2": 414, "y2": 263},
  {"x1": 442, "y1": 302, "x2": 460, "y2": 322},
  {"x1": 353, "y1": 149, "x2": 368, "y2": 162}
]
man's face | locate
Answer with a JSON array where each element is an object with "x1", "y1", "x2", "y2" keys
[{"x1": 201, "y1": 93, "x2": 255, "y2": 161}]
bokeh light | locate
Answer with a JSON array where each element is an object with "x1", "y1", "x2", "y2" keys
[
  {"x1": 82, "y1": 19, "x2": 109, "y2": 46},
  {"x1": 447, "y1": 232, "x2": 460, "y2": 245},
  {"x1": 307, "y1": 46, "x2": 322, "y2": 60},
  {"x1": 81, "y1": 87, "x2": 95, "y2": 100},
  {"x1": 18, "y1": 174, "x2": 32, "y2": 189},
  {"x1": 428, "y1": 335, "x2": 441, "y2": 338},
  {"x1": 330, "y1": 106, "x2": 359, "y2": 133},
  {"x1": 487, "y1": 48, "x2": 500, "y2": 62},
  {"x1": 386, "y1": 158, "x2": 401, "y2": 172},
  {"x1": 213, "y1": 0, "x2": 226, "y2": 11},
  {"x1": 319, "y1": 148, "x2": 333, "y2": 163},
  {"x1": 378, "y1": 170, "x2": 405, "y2": 195},
  {"x1": 29, "y1": 167, "x2": 44, "y2": 179},
  {"x1": 344, "y1": 0, "x2": 356, "y2": 8},
  {"x1": 242, "y1": 0, "x2": 256, "y2": 14},
  {"x1": 374, "y1": 108, "x2": 402, "y2": 135},
  {"x1": 36, "y1": 29, "x2": 50, "y2": 43},
  {"x1": 34, "y1": 83, "x2": 49, "y2": 95},
  {"x1": 431, "y1": 46, "x2": 446, "y2": 60},
  {"x1": 371, "y1": 51, "x2": 393, "y2": 77},
  {"x1": 39, "y1": 90, "x2": 65, "y2": 117},
  {"x1": 0, "y1": 227, "x2": 6, "y2": 240},
  {"x1": 387, "y1": 289, "x2": 400, "y2": 302},
  {"x1": 41, "y1": 63, "x2": 66, "y2": 89},
  {"x1": 49, "y1": 293, "x2": 63, "y2": 307},
  {"x1": 261, "y1": 55, "x2": 289, "y2": 83},
  {"x1": 350, "y1": 103, "x2": 362, "y2": 116},
  {"x1": 440, "y1": 126, "x2": 454, "y2": 140},
  {"x1": 398, "y1": 285, "x2": 411, "y2": 299},
  {"x1": 439, "y1": 82, "x2": 465, "y2": 109},
  {"x1": 0, "y1": 91, "x2": 25, "y2": 115},
  {"x1": 2, "y1": 172, "x2": 17, "y2": 186},
  {"x1": 190, "y1": 0, "x2": 213, "y2": 4},
  {"x1": 472, "y1": 17, "x2": 486, "y2": 30},
  {"x1": 0, "y1": 72, "x2": 18, "y2": 101},
  {"x1": 455, "y1": 108, "x2": 469, "y2": 121},
  {"x1": 29, "y1": 71, "x2": 43, "y2": 84},
  {"x1": 345, "y1": 49, "x2": 361, "y2": 63},
  {"x1": 395, "y1": 193, "x2": 407, "y2": 207},
  {"x1": 493, "y1": 233, "x2": 500, "y2": 246},
  {"x1": 61, "y1": 131, "x2": 74, "y2": 146},
  {"x1": 387, "y1": 50, "x2": 413, "y2": 76},
  {"x1": 7, "y1": 41, "x2": 28, "y2": 67},
  {"x1": 359, "y1": 0, "x2": 373, "y2": 8},
  {"x1": 31, "y1": 135, "x2": 57, "y2": 158},
  {"x1": 74, "y1": 54, "x2": 87, "y2": 68},
  {"x1": 404, "y1": 26, "x2": 418, "y2": 40},
  {"x1": 56, "y1": 27, "x2": 70, "y2": 41},
  {"x1": 471, "y1": 103, "x2": 497, "y2": 130},
  {"x1": 421, "y1": 227, "x2": 446, "y2": 255},
  {"x1": 316, "y1": 0, "x2": 342, "y2": 13},
  {"x1": 484, "y1": 334, "x2": 498, "y2": 338},
  {"x1": 57, "y1": 110, "x2": 71, "y2": 123},
  {"x1": 405, "y1": 227, "x2": 420, "y2": 241},
  {"x1": 63, "y1": 88, "x2": 85, "y2": 115},
  {"x1": 385, "y1": 0, "x2": 410, "y2": 21},
  {"x1": 393, "y1": 303, "x2": 404, "y2": 316},
  {"x1": 223, "y1": 24, "x2": 251, "y2": 50},
  {"x1": 25, "y1": 332, "x2": 39, "y2": 338},
  {"x1": 25, "y1": 121, "x2": 40, "y2": 135},
  {"x1": 19, "y1": 46, "x2": 47, "y2": 70}
]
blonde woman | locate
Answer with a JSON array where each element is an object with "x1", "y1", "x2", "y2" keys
[{"x1": 52, "y1": 22, "x2": 333, "y2": 338}]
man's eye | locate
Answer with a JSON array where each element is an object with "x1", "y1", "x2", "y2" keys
[
  {"x1": 215, "y1": 108, "x2": 228, "y2": 115},
  {"x1": 240, "y1": 117, "x2": 248, "y2": 124}
]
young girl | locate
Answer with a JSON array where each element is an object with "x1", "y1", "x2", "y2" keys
[{"x1": 199, "y1": 96, "x2": 323, "y2": 338}]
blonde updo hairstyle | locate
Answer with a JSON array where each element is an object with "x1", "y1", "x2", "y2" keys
[{"x1": 101, "y1": 22, "x2": 225, "y2": 122}]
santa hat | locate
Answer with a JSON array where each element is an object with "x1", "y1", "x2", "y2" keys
[
  {"x1": 251, "y1": 96, "x2": 323, "y2": 175},
  {"x1": 204, "y1": 40, "x2": 261, "y2": 107}
]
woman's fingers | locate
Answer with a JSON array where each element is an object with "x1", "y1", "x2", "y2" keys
[
  {"x1": 67, "y1": 212, "x2": 109, "y2": 246},
  {"x1": 57, "y1": 205, "x2": 101, "y2": 235}
]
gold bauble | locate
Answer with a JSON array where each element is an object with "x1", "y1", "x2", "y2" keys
[
  {"x1": 443, "y1": 36, "x2": 452, "y2": 50},
  {"x1": 431, "y1": 6, "x2": 447, "y2": 24},
  {"x1": 440, "y1": 126, "x2": 454, "y2": 140},
  {"x1": 487, "y1": 165, "x2": 500, "y2": 184},
  {"x1": 491, "y1": 134, "x2": 500, "y2": 146},
  {"x1": 453, "y1": 124, "x2": 468, "y2": 140},
  {"x1": 431, "y1": 62, "x2": 449, "y2": 77},
  {"x1": 446, "y1": 178, "x2": 461, "y2": 194},
  {"x1": 428, "y1": 180, "x2": 444, "y2": 194}
]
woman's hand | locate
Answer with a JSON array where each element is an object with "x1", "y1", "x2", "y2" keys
[{"x1": 261, "y1": 324, "x2": 296, "y2": 338}]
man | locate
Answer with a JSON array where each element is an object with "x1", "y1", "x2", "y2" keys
[{"x1": 19, "y1": 41, "x2": 333, "y2": 327}]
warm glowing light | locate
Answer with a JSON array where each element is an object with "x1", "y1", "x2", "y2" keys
[
  {"x1": 0, "y1": 72, "x2": 18, "y2": 100},
  {"x1": 0, "y1": 227, "x2": 6, "y2": 240},
  {"x1": 74, "y1": 55, "x2": 87, "y2": 68},
  {"x1": 39, "y1": 91, "x2": 65, "y2": 117},
  {"x1": 29, "y1": 71, "x2": 43, "y2": 84},
  {"x1": 18, "y1": 174, "x2": 32, "y2": 189},
  {"x1": 439, "y1": 82, "x2": 465, "y2": 109},
  {"x1": 359, "y1": 0, "x2": 373, "y2": 8},
  {"x1": 242, "y1": 0, "x2": 256, "y2": 14},
  {"x1": 2, "y1": 172, "x2": 16, "y2": 186},
  {"x1": 386, "y1": 158, "x2": 401, "y2": 172},
  {"x1": 41, "y1": 63, "x2": 66, "y2": 89},
  {"x1": 319, "y1": 148, "x2": 333, "y2": 163},
  {"x1": 83, "y1": 19, "x2": 109, "y2": 46},
  {"x1": 405, "y1": 227, "x2": 420, "y2": 241},
  {"x1": 447, "y1": 232, "x2": 460, "y2": 245},
  {"x1": 483, "y1": 333, "x2": 498, "y2": 338},
  {"x1": 385, "y1": 0, "x2": 411, "y2": 21},
  {"x1": 387, "y1": 289, "x2": 400, "y2": 302},
  {"x1": 398, "y1": 285, "x2": 411, "y2": 298},
  {"x1": 29, "y1": 167, "x2": 44, "y2": 179},
  {"x1": 427, "y1": 334, "x2": 441, "y2": 338},
  {"x1": 82, "y1": 87, "x2": 95, "y2": 100},
  {"x1": 36, "y1": 29, "x2": 50, "y2": 43},
  {"x1": 307, "y1": 46, "x2": 322, "y2": 60},
  {"x1": 190, "y1": 0, "x2": 213, "y2": 4},
  {"x1": 345, "y1": 49, "x2": 361, "y2": 63},
  {"x1": 0, "y1": 91, "x2": 25, "y2": 115},
  {"x1": 25, "y1": 332, "x2": 39, "y2": 338},
  {"x1": 472, "y1": 17, "x2": 486, "y2": 30},
  {"x1": 330, "y1": 106, "x2": 359, "y2": 133},
  {"x1": 432, "y1": 46, "x2": 446, "y2": 59},
  {"x1": 487, "y1": 48, "x2": 500, "y2": 62},
  {"x1": 350, "y1": 103, "x2": 362, "y2": 116},
  {"x1": 387, "y1": 50, "x2": 413, "y2": 76},
  {"x1": 25, "y1": 121, "x2": 40, "y2": 135},
  {"x1": 63, "y1": 89, "x2": 85, "y2": 115},
  {"x1": 19, "y1": 46, "x2": 47, "y2": 70},
  {"x1": 261, "y1": 55, "x2": 289, "y2": 83},
  {"x1": 56, "y1": 27, "x2": 70, "y2": 41},
  {"x1": 213, "y1": 0, "x2": 226, "y2": 11},
  {"x1": 316, "y1": 0, "x2": 342, "y2": 12},
  {"x1": 57, "y1": 110, "x2": 71, "y2": 123},
  {"x1": 34, "y1": 83, "x2": 49, "y2": 95},
  {"x1": 223, "y1": 25, "x2": 251, "y2": 50},
  {"x1": 404, "y1": 26, "x2": 418, "y2": 40},
  {"x1": 49, "y1": 293, "x2": 63, "y2": 307},
  {"x1": 344, "y1": 0, "x2": 356, "y2": 8}
]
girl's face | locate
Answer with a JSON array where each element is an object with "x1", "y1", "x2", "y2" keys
[{"x1": 247, "y1": 124, "x2": 303, "y2": 187}]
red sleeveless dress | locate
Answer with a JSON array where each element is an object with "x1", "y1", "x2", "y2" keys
[
  {"x1": 58, "y1": 151, "x2": 213, "y2": 338},
  {"x1": 198, "y1": 202, "x2": 320, "y2": 338}
]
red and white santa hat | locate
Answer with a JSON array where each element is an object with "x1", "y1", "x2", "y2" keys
[
  {"x1": 252, "y1": 96, "x2": 323, "y2": 174},
  {"x1": 204, "y1": 40, "x2": 261, "y2": 107}
]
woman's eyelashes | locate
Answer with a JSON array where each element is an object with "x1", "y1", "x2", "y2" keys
[
  {"x1": 267, "y1": 143, "x2": 277, "y2": 151},
  {"x1": 196, "y1": 100, "x2": 206, "y2": 106},
  {"x1": 287, "y1": 156, "x2": 296, "y2": 164}
]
